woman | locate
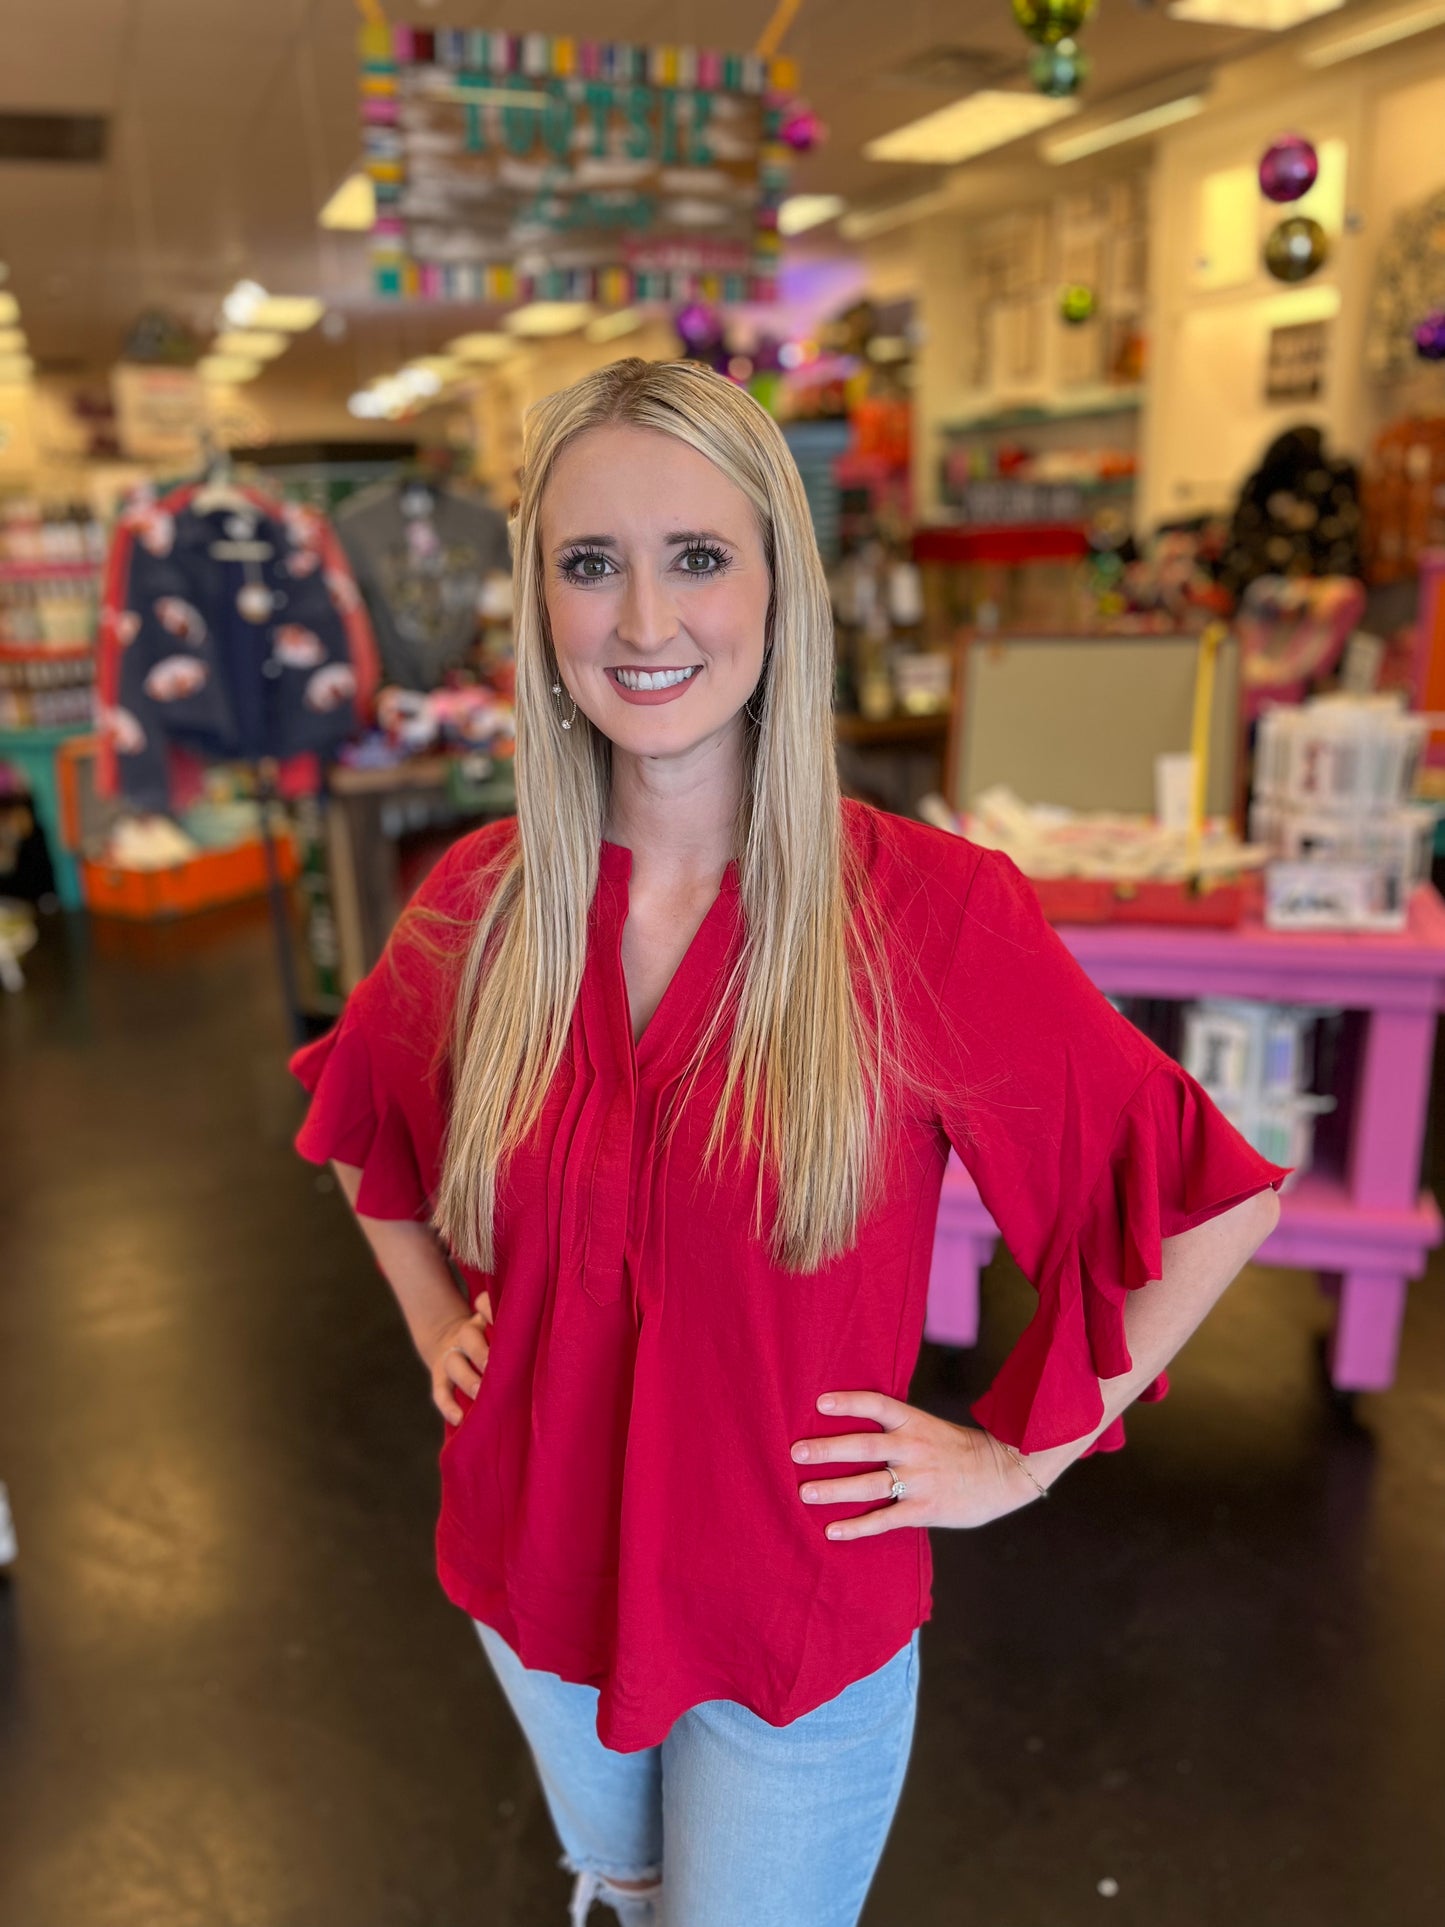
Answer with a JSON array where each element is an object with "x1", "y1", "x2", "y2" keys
[{"x1": 292, "y1": 358, "x2": 1285, "y2": 1927}]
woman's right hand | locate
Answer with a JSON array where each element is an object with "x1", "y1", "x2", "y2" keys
[{"x1": 422, "y1": 1291, "x2": 494, "y2": 1426}]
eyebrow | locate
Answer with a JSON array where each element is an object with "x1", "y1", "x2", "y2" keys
[{"x1": 551, "y1": 528, "x2": 737, "y2": 553}]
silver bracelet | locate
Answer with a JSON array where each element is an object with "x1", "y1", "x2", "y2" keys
[{"x1": 999, "y1": 1438, "x2": 1050, "y2": 1499}]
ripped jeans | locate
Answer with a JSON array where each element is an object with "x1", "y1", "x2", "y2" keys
[{"x1": 473, "y1": 1621, "x2": 920, "y2": 1927}]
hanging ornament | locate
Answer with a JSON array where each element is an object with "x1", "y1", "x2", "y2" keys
[
  {"x1": 1415, "y1": 312, "x2": 1445, "y2": 362},
  {"x1": 1259, "y1": 134, "x2": 1319, "y2": 205},
  {"x1": 1030, "y1": 39, "x2": 1089, "y2": 97},
  {"x1": 1010, "y1": 0, "x2": 1096, "y2": 45},
  {"x1": 1263, "y1": 215, "x2": 1329, "y2": 284},
  {"x1": 779, "y1": 101, "x2": 827, "y2": 153},
  {"x1": 1060, "y1": 283, "x2": 1097, "y2": 326},
  {"x1": 674, "y1": 303, "x2": 724, "y2": 354}
]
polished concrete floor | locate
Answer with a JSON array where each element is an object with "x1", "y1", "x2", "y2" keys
[{"x1": 1, "y1": 899, "x2": 1443, "y2": 1927}]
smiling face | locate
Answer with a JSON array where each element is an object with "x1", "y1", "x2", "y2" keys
[{"x1": 540, "y1": 423, "x2": 771, "y2": 761}]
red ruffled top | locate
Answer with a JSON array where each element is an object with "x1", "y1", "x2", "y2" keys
[{"x1": 291, "y1": 802, "x2": 1287, "y2": 1750}]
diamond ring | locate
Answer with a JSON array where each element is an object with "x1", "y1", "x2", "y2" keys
[{"x1": 887, "y1": 1468, "x2": 907, "y2": 1502}]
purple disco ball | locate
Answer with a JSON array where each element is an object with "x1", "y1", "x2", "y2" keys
[
  {"x1": 674, "y1": 302, "x2": 723, "y2": 351},
  {"x1": 1259, "y1": 134, "x2": 1319, "y2": 205},
  {"x1": 779, "y1": 103, "x2": 826, "y2": 153},
  {"x1": 1415, "y1": 312, "x2": 1445, "y2": 362}
]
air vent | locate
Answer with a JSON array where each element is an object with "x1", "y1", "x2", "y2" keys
[
  {"x1": 0, "y1": 114, "x2": 108, "y2": 164},
  {"x1": 877, "y1": 46, "x2": 1022, "y2": 91}
]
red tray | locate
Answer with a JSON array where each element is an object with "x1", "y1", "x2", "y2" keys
[{"x1": 1028, "y1": 873, "x2": 1255, "y2": 928}]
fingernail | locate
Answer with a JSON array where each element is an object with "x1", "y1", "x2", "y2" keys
[
  {"x1": 791, "y1": 1443, "x2": 809, "y2": 1461},
  {"x1": 800, "y1": 1486, "x2": 817, "y2": 1501},
  {"x1": 818, "y1": 1394, "x2": 836, "y2": 1412},
  {"x1": 826, "y1": 1525, "x2": 842, "y2": 1539}
]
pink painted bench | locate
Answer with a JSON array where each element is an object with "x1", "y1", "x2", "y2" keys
[{"x1": 925, "y1": 884, "x2": 1445, "y2": 1393}]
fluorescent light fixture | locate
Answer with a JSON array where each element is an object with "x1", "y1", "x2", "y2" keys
[
  {"x1": 1044, "y1": 92, "x2": 1207, "y2": 163},
  {"x1": 503, "y1": 301, "x2": 594, "y2": 337},
  {"x1": 221, "y1": 279, "x2": 267, "y2": 328},
  {"x1": 0, "y1": 327, "x2": 25, "y2": 353},
  {"x1": 585, "y1": 308, "x2": 646, "y2": 343},
  {"x1": 865, "y1": 91, "x2": 1077, "y2": 166},
  {"x1": 319, "y1": 171, "x2": 376, "y2": 231},
  {"x1": 406, "y1": 356, "x2": 465, "y2": 382},
  {"x1": 778, "y1": 193, "x2": 846, "y2": 236},
  {"x1": 447, "y1": 331, "x2": 516, "y2": 361},
  {"x1": 0, "y1": 353, "x2": 34, "y2": 382},
  {"x1": 248, "y1": 295, "x2": 324, "y2": 332},
  {"x1": 198, "y1": 354, "x2": 263, "y2": 384},
  {"x1": 1168, "y1": 0, "x2": 1341, "y2": 23},
  {"x1": 840, "y1": 190, "x2": 952, "y2": 240},
  {"x1": 1303, "y1": 0, "x2": 1445, "y2": 63},
  {"x1": 213, "y1": 329, "x2": 289, "y2": 360}
]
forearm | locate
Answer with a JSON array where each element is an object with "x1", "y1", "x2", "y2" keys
[
  {"x1": 332, "y1": 1158, "x2": 470, "y2": 1358},
  {"x1": 1013, "y1": 1185, "x2": 1281, "y2": 1490}
]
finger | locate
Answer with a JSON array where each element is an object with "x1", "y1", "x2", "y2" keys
[
  {"x1": 817, "y1": 1390, "x2": 911, "y2": 1429},
  {"x1": 824, "y1": 1504, "x2": 916, "y2": 1541},
  {"x1": 798, "y1": 1469, "x2": 902, "y2": 1506},
  {"x1": 445, "y1": 1349, "x2": 485, "y2": 1397},
  {"x1": 791, "y1": 1431, "x2": 894, "y2": 1466},
  {"x1": 472, "y1": 1289, "x2": 494, "y2": 1320},
  {"x1": 434, "y1": 1381, "x2": 464, "y2": 1425}
]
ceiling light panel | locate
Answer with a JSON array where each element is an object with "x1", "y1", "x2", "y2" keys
[
  {"x1": 213, "y1": 330, "x2": 289, "y2": 360},
  {"x1": 446, "y1": 331, "x2": 516, "y2": 361},
  {"x1": 1044, "y1": 93, "x2": 1207, "y2": 163},
  {"x1": 1167, "y1": 0, "x2": 1342, "y2": 25},
  {"x1": 584, "y1": 308, "x2": 646, "y2": 343},
  {"x1": 1302, "y1": 0, "x2": 1445, "y2": 63},
  {"x1": 198, "y1": 355, "x2": 263, "y2": 384},
  {"x1": 319, "y1": 171, "x2": 376, "y2": 231},
  {"x1": 778, "y1": 194, "x2": 847, "y2": 236},
  {"x1": 865, "y1": 91, "x2": 1078, "y2": 166},
  {"x1": 248, "y1": 296, "x2": 324, "y2": 332},
  {"x1": 503, "y1": 302, "x2": 595, "y2": 337}
]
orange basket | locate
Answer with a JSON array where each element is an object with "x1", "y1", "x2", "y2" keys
[{"x1": 81, "y1": 836, "x2": 298, "y2": 921}]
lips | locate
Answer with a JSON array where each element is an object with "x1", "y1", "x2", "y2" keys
[{"x1": 605, "y1": 664, "x2": 704, "y2": 708}]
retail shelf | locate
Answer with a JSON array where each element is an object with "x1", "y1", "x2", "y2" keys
[
  {"x1": 940, "y1": 389, "x2": 1144, "y2": 436},
  {"x1": 834, "y1": 711, "x2": 948, "y2": 746},
  {"x1": 0, "y1": 558, "x2": 103, "y2": 581},
  {"x1": 912, "y1": 522, "x2": 1091, "y2": 565}
]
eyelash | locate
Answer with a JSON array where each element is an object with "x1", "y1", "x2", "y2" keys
[{"x1": 556, "y1": 543, "x2": 733, "y2": 585}]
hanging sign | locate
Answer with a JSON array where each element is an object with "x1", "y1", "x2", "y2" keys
[{"x1": 358, "y1": 25, "x2": 794, "y2": 305}]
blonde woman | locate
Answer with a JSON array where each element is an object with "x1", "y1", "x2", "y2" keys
[{"x1": 292, "y1": 358, "x2": 1285, "y2": 1927}]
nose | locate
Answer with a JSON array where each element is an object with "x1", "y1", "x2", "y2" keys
[{"x1": 615, "y1": 567, "x2": 680, "y2": 655}]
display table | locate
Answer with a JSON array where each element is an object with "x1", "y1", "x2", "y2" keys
[
  {"x1": 324, "y1": 755, "x2": 516, "y2": 990},
  {"x1": 0, "y1": 723, "x2": 90, "y2": 911},
  {"x1": 927, "y1": 884, "x2": 1445, "y2": 1394}
]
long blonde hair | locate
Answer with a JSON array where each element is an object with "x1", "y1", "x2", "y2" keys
[{"x1": 433, "y1": 357, "x2": 893, "y2": 1273}]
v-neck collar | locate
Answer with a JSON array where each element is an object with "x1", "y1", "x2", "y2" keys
[{"x1": 594, "y1": 840, "x2": 742, "y2": 1072}]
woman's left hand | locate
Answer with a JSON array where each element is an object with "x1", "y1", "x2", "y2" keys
[{"x1": 791, "y1": 1390, "x2": 1049, "y2": 1538}]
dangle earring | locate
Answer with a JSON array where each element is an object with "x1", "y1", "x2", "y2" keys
[{"x1": 551, "y1": 678, "x2": 578, "y2": 730}]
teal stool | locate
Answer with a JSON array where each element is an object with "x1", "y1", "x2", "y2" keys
[{"x1": 0, "y1": 724, "x2": 89, "y2": 911}]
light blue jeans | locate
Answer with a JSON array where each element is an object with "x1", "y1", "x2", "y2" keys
[{"x1": 474, "y1": 1620, "x2": 921, "y2": 1927}]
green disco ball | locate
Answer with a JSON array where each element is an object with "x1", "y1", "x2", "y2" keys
[
  {"x1": 1030, "y1": 38, "x2": 1089, "y2": 97},
  {"x1": 1010, "y1": 0, "x2": 1097, "y2": 47},
  {"x1": 1060, "y1": 283, "x2": 1097, "y2": 326},
  {"x1": 1263, "y1": 215, "x2": 1329, "y2": 284}
]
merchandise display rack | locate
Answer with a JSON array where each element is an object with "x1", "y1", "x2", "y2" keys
[{"x1": 928, "y1": 885, "x2": 1445, "y2": 1398}]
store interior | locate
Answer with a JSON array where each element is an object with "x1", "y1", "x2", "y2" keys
[{"x1": 2, "y1": 0, "x2": 1445, "y2": 1921}]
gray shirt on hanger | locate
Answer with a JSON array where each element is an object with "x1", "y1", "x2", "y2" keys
[{"x1": 336, "y1": 480, "x2": 510, "y2": 691}]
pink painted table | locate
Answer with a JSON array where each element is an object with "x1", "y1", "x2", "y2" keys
[{"x1": 927, "y1": 884, "x2": 1445, "y2": 1393}]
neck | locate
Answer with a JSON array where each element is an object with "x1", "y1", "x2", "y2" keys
[{"x1": 604, "y1": 718, "x2": 745, "y2": 888}]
